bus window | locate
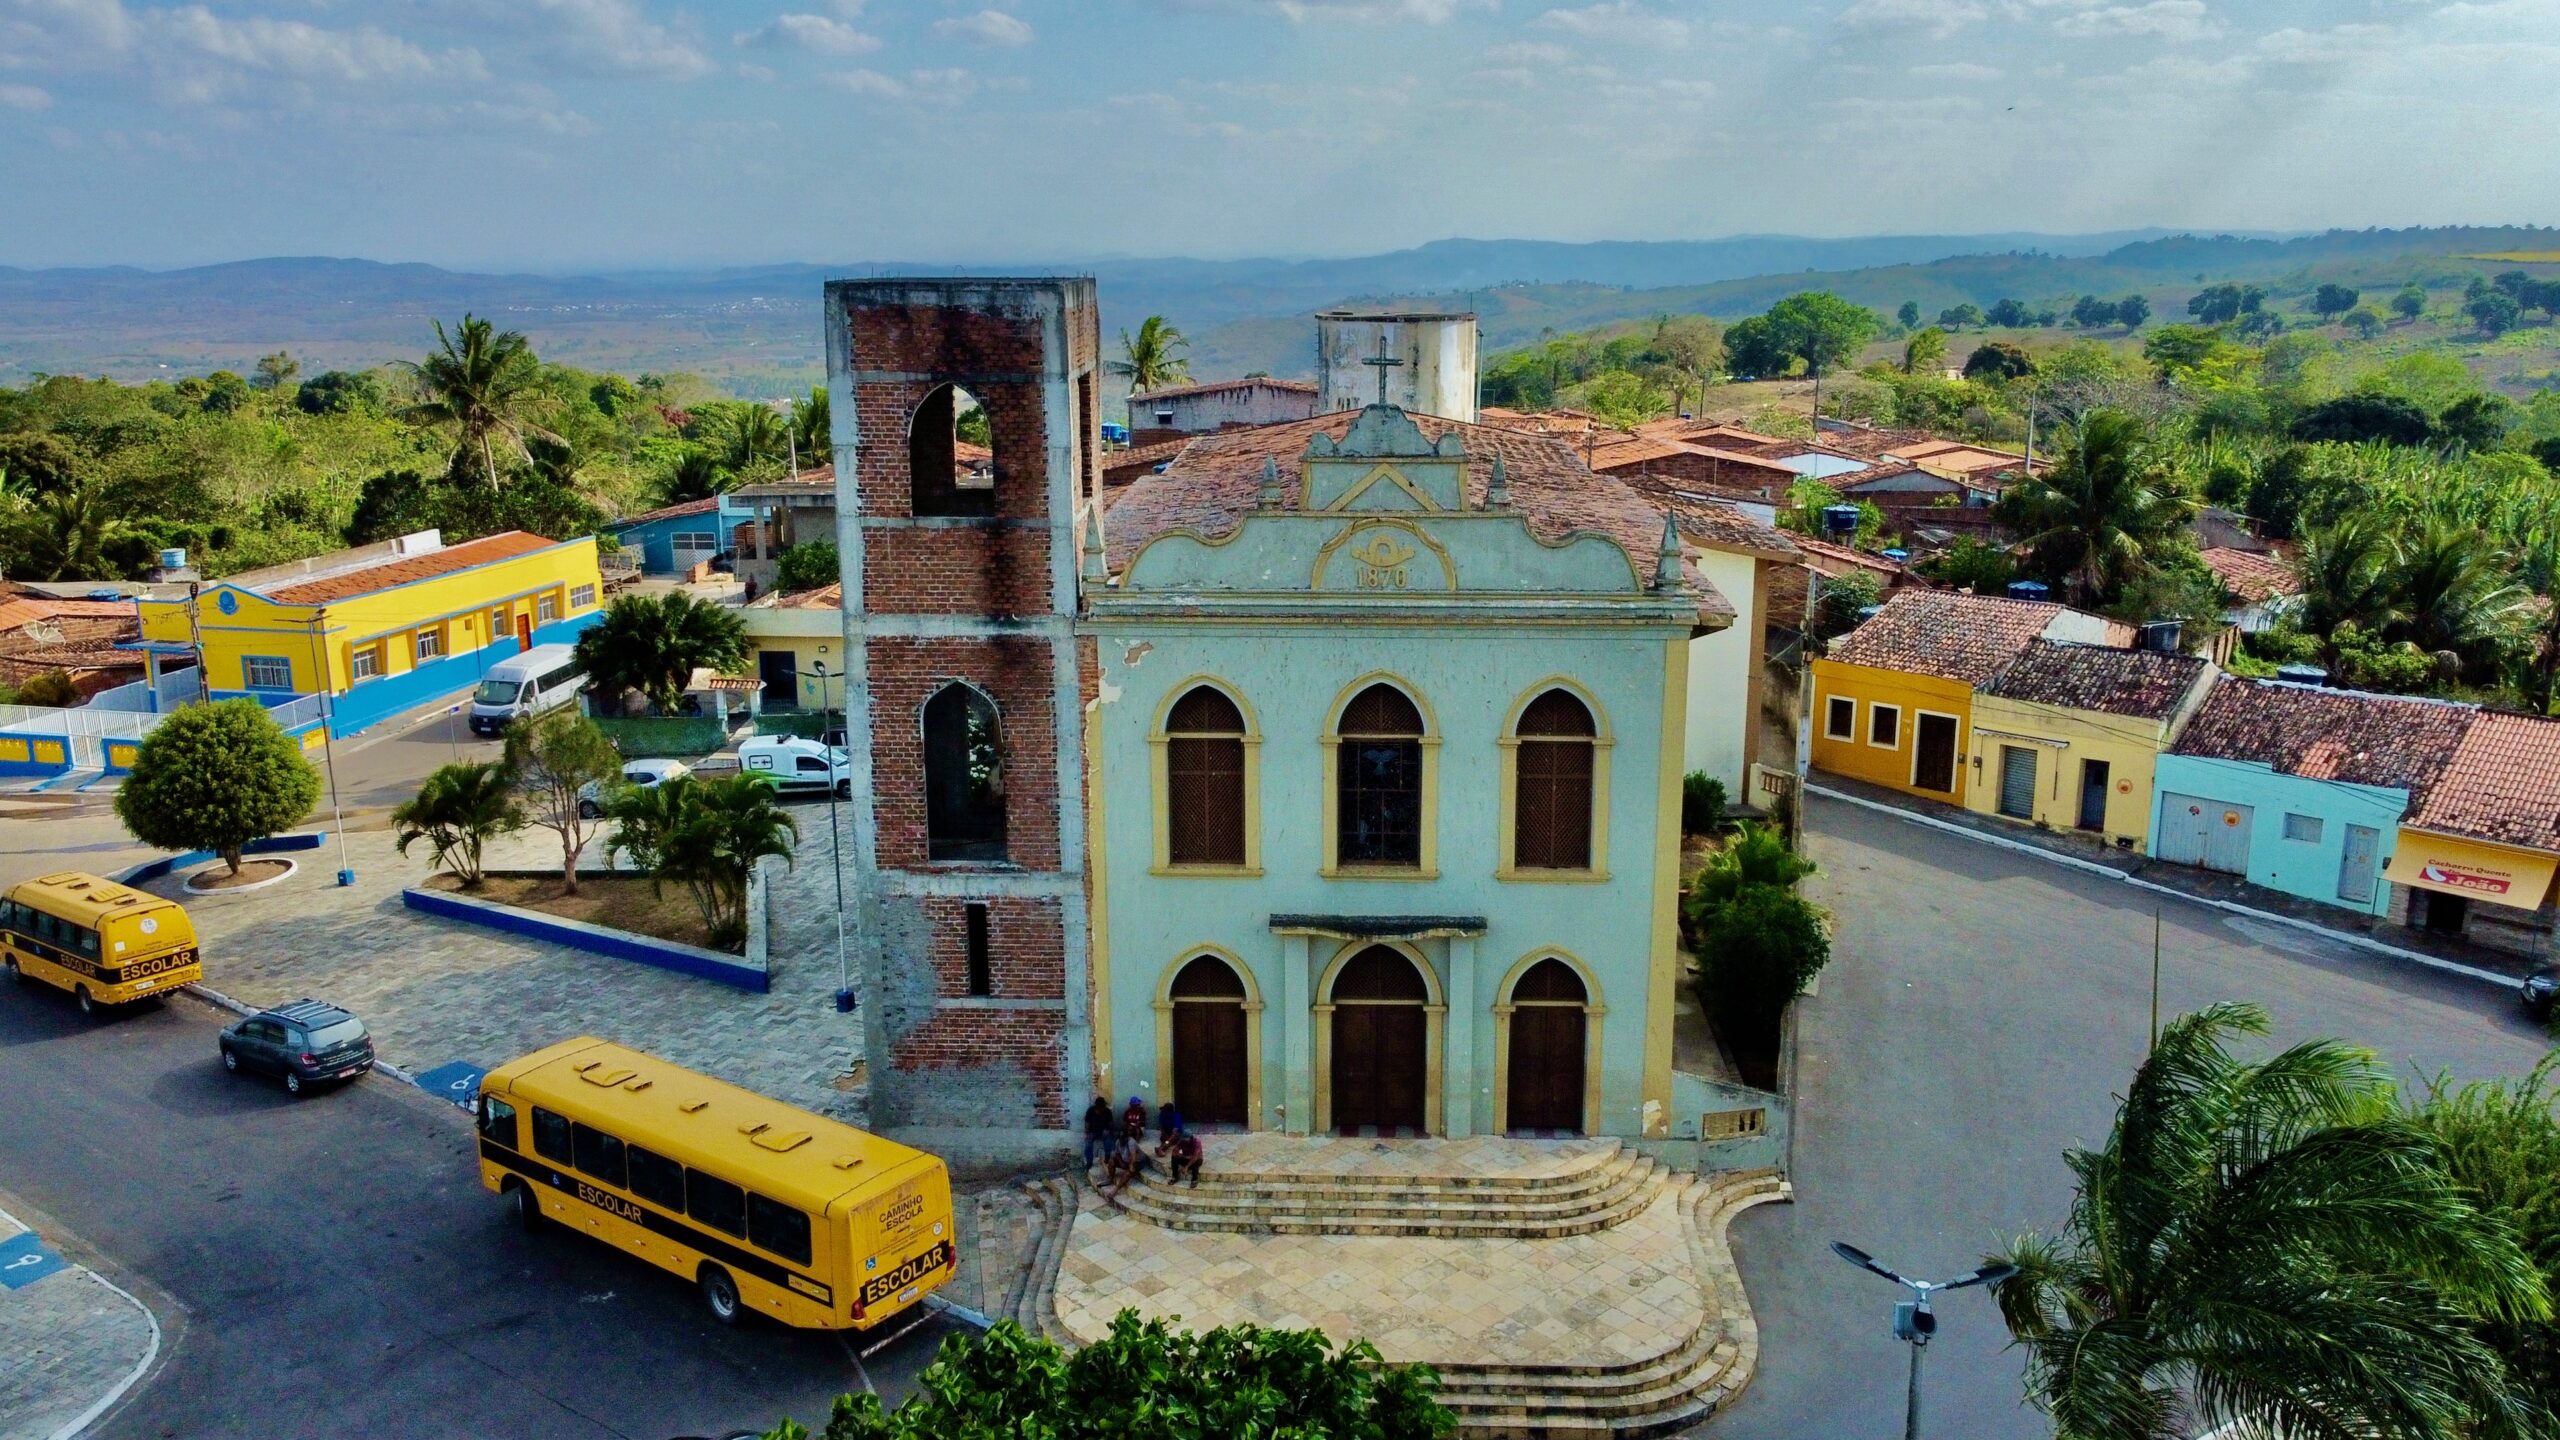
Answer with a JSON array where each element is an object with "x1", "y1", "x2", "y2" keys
[
  {"x1": 34, "y1": 912, "x2": 57, "y2": 944},
  {"x1": 531, "y1": 1108, "x2": 573, "y2": 1166},
  {"x1": 687, "y1": 1170, "x2": 747, "y2": 1237},
  {"x1": 748, "y1": 1194, "x2": 812, "y2": 1265},
  {"x1": 77, "y1": 928, "x2": 97, "y2": 956},
  {"x1": 627, "y1": 1146, "x2": 686, "y2": 1212},
  {"x1": 571, "y1": 1123, "x2": 627, "y2": 1189},
  {"x1": 480, "y1": 1096, "x2": 518, "y2": 1150}
]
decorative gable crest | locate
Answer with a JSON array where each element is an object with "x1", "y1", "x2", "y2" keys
[{"x1": 1302, "y1": 404, "x2": 1469, "y2": 514}]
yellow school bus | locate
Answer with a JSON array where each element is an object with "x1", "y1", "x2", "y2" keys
[
  {"x1": 474, "y1": 1039, "x2": 957, "y2": 1330},
  {"x1": 0, "y1": 871, "x2": 202, "y2": 1014}
]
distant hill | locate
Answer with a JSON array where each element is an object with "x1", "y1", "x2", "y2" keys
[{"x1": 3, "y1": 226, "x2": 2552, "y2": 396}]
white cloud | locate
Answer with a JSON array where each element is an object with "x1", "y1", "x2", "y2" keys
[
  {"x1": 2052, "y1": 0, "x2": 2220, "y2": 40},
  {"x1": 829, "y1": 66, "x2": 982, "y2": 102},
  {"x1": 513, "y1": 0, "x2": 712, "y2": 78},
  {"x1": 935, "y1": 10, "x2": 1033, "y2": 47},
  {"x1": 734, "y1": 13, "x2": 882, "y2": 54},
  {"x1": 1150, "y1": 0, "x2": 1494, "y2": 22},
  {"x1": 0, "y1": 81, "x2": 51, "y2": 109},
  {"x1": 1841, "y1": 0, "x2": 1989, "y2": 36},
  {"x1": 1534, "y1": 2, "x2": 1689, "y2": 49},
  {"x1": 1909, "y1": 60, "x2": 2004, "y2": 79},
  {"x1": 1481, "y1": 40, "x2": 1573, "y2": 66},
  {"x1": 157, "y1": 8, "x2": 468, "y2": 84}
]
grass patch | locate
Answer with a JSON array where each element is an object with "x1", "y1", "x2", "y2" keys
[{"x1": 424, "y1": 871, "x2": 724, "y2": 953}]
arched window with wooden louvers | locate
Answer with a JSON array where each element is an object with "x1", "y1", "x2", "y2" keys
[
  {"x1": 1512, "y1": 689, "x2": 1597, "y2": 871},
  {"x1": 1337, "y1": 683, "x2": 1427, "y2": 869},
  {"x1": 923, "y1": 683, "x2": 1006, "y2": 862},
  {"x1": 1165, "y1": 686, "x2": 1247, "y2": 867}
]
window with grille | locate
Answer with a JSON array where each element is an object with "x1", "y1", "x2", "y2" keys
[
  {"x1": 1166, "y1": 685, "x2": 1247, "y2": 867},
  {"x1": 570, "y1": 583, "x2": 597, "y2": 609},
  {"x1": 1513, "y1": 689, "x2": 1597, "y2": 870},
  {"x1": 243, "y1": 656, "x2": 291, "y2": 690},
  {"x1": 537, "y1": 593, "x2": 560, "y2": 623},
  {"x1": 924, "y1": 683, "x2": 1007, "y2": 861},
  {"x1": 414, "y1": 627, "x2": 443, "y2": 661},
  {"x1": 2284, "y1": 813, "x2": 2323, "y2": 843},
  {"x1": 350, "y1": 645, "x2": 379, "y2": 680},
  {"x1": 1338, "y1": 683, "x2": 1425, "y2": 868}
]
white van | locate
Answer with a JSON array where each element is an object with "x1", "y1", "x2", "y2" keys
[
  {"x1": 737, "y1": 735, "x2": 852, "y2": 797},
  {"x1": 468, "y1": 644, "x2": 586, "y2": 736}
]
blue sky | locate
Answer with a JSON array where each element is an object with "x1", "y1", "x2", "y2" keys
[{"x1": 1, "y1": 0, "x2": 2554, "y2": 270}]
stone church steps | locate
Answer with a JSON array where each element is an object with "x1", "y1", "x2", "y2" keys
[
  {"x1": 1117, "y1": 1150, "x2": 1669, "y2": 1239},
  {"x1": 1010, "y1": 1176, "x2": 1080, "y2": 1342},
  {"x1": 1435, "y1": 1170, "x2": 1792, "y2": 1438}
]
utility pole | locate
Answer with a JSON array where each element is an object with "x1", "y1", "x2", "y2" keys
[
  {"x1": 810, "y1": 659, "x2": 853, "y2": 1014},
  {"x1": 1830, "y1": 1243, "x2": 2017, "y2": 1440},
  {"x1": 306, "y1": 607, "x2": 355, "y2": 886}
]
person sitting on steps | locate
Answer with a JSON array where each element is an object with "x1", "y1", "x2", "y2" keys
[
  {"x1": 1081, "y1": 1094, "x2": 1115, "y2": 1171},
  {"x1": 1155, "y1": 1097, "x2": 1184, "y2": 1146},
  {"x1": 1121, "y1": 1095, "x2": 1148, "y2": 1145},
  {"x1": 1164, "y1": 1127, "x2": 1204, "y2": 1188}
]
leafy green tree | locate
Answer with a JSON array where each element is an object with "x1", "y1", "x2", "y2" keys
[
  {"x1": 2394, "y1": 283, "x2": 2429, "y2": 322},
  {"x1": 1684, "y1": 821, "x2": 1814, "y2": 916},
  {"x1": 657, "y1": 773, "x2": 796, "y2": 949},
  {"x1": 1901, "y1": 326, "x2": 1949, "y2": 375},
  {"x1": 1758, "y1": 291, "x2": 1881, "y2": 379},
  {"x1": 1681, "y1": 772, "x2": 1727, "y2": 836},
  {"x1": 115, "y1": 698, "x2": 323, "y2": 877},
  {"x1": 660, "y1": 448, "x2": 729, "y2": 506},
  {"x1": 251, "y1": 351, "x2": 301, "y2": 392},
  {"x1": 13, "y1": 670, "x2": 74, "y2": 707},
  {"x1": 2344, "y1": 307, "x2": 2386, "y2": 340},
  {"x1": 294, "y1": 369, "x2": 383, "y2": 415},
  {"x1": 1985, "y1": 297, "x2": 2032, "y2": 328},
  {"x1": 1809, "y1": 566, "x2": 1883, "y2": 640},
  {"x1": 765, "y1": 1311, "x2": 1453, "y2": 1440},
  {"x1": 2414, "y1": 1057, "x2": 2560, "y2": 1413},
  {"x1": 197, "y1": 370, "x2": 253, "y2": 414},
  {"x1": 504, "y1": 709, "x2": 623, "y2": 895},
  {"x1": 1896, "y1": 300, "x2": 1921, "y2": 330},
  {"x1": 2115, "y1": 292, "x2": 2152, "y2": 329},
  {"x1": 403, "y1": 314, "x2": 553, "y2": 491},
  {"x1": 2242, "y1": 445, "x2": 2313, "y2": 538},
  {"x1": 2296, "y1": 516, "x2": 2407, "y2": 644},
  {"x1": 1687, "y1": 880, "x2": 1829, "y2": 1086},
  {"x1": 2469, "y1": 290, "x2": 2525, "y2": 336},
  {"x1": 2292, "y1": 394, "x2": 2435, "y2": 447},
  {"x1": 1642, "y1": 313, "x2": 1724, "y2": 414},
  {"x1": 2438, "y1": 392, "x2": 2520, "y2": 454},
  {"x1": 2314, "y1": 282, "x2": 2362, "y2": 319},
  {"x1": 1991, "y1": 1002, "x2": 2547, "y2": 1440},
  {"x1": 1722, "y1": 315, "x2": 1790, "y2": 378},
  {"x1": 775, "y1": 540, "x2": 839, "y2": 594},
  {"x1": 2329, "y1": 622, "x2": 2437, "y2": 693},
  {"x1": 392, "y1": 761, "x2": 524, "y2": 890},
  {"x1": 604, "y1": 774, "x2": 690, "y2": 876},
  {"x1": 1571, "y1": 368, "x2": 1672, "y2": 427},
  {"x1": 2070, "y1": 295, "x2": 2118, "y2": 328},
  {"x1": 0, "y1": 432, "x2": 83, "y2": 496},
  {"x1": 1112, "y1": 315, "x2": 1193, "y2": 394},
  {"x1": 1918, "y1": 535, "x2": 2015, "y2": 593},
  {"x1": 790, "y1": 385, "x2": 831, "y2": 470},
  {"x1": 1937, "y1": 302, "x2": 1985, "y2": 330},
  {"x1": 1993, "y1": 409, "x2": 2195, "y2": 606},
  {"x1": 1964, "y1": 341, "x2": 2036, "y2": 381},
  {"x1": 6, "y1": 484, "x2": 144, "y2": 580},
  {"x1": 709, "y1": 402, "x2": 788, "y2": 474},
  {"x1": 573, "y1": 591, "x2": 748, "y2": 715},
  {"x1": 2396, "y1": 519, "x2": 2529, "y2": 674},
  {"x1": 2186, "y1": 282, "x2": 2266, "y2": 324}
]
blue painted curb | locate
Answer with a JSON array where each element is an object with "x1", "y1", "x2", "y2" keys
[
  {"x1": 400, "y1": 886, "x2": 769, "y2": 993},
  {"x1": 113, "y1": 832, "x2": 329, "y2": 886}
]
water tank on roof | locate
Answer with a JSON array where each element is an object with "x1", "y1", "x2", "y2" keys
[
  {"x1": 2277, "y1": 663, "x2": 2329, "y2": 686},
  {"x1": 1881, "y1": 547, "x2": 1909, "y2": 562},
  {"x1": 2138, "y1": 619, "x2": 2184, "y2": 654},
  {"x1": 2006, "y1": 580, "x2": 2050, "y2": 602},
  {"x1": 159, "y1": 548, "x2": 187, "y2": 571},
  {"x1": 86, "y1": 589, "x2": 122, "y2": 601},
  {"x1": 1857, "y1": 605, "x2": 1884, "y2": 622},
  {"x1": 1821, "y1": 505, "x2": 1861, "y2": 537}
]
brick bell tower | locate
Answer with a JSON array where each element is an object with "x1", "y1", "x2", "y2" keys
[{"x1": 823, "y1": 277, "x2": 1102, "y2": 1130}]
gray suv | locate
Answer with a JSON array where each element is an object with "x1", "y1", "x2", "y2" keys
[{"x1": 219, "y1": 999, "x2": 375, "y2": 1097}]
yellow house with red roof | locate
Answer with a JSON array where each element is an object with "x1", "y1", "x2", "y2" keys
[
  {"x1": 136, "y1": 529, "x2": 602, "y2": 735},
  {"x1": 2386, "y1": 709, "x2": 2560, "y2": 954}
]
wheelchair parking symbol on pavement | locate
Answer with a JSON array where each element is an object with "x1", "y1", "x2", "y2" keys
[
  {"x1": 0, "y1": 1231, "x2": 68, "y2": 1290},
  {"x1": 414, "y1": 1061, "x2": 487, "y2": 1112}
]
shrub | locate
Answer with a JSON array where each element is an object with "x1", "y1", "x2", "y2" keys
[
  {"x1": 775, "y1": 540, "x2": 840, "y2": 595},
  {"x1": 655, "y1": 774, "x2": 796, "y2": 950},
  {"x1": 13, "y1": 670, "x2": 76, "y2": 707},
  {"x1": 392, "y1": 761, "x2": 524, "y2": 889},
  {"x1": 1681, "y1": 772, "x2": 1727, "y2": 837},
  {"x1": 114, "y1": 699, "x2": 323, "y2": 875},
  {"x1": 574, "y1": 591, "x2": 748, "y2": 715},
  {"x1": 1690, "y1": 885, "x2": 1832, "y2": 1057},
  {"x1": 1683, "y1": 822, "x2": 1815, "y2": 936}
]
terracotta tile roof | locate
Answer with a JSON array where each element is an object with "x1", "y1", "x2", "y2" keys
[
  {"x1": 1794, "y1": 532, "x2": 1908, "y2": 577},
  {"x1": 1665, "y1": 497, "x2": 1800, "y2": 558},
  {"x1": 1106, "y1": 407, "x2": 1734, "y2": 625},
  {"x1": 263, "y1": 532, "x2": 562, "y2": 604},
  {"x1": 1585, "y1": 434, "x2": 1692, "y2": 470},
  {"x1": 733, "y1": 464, "x2": 838, "y2": 498},
  {"x1": 2408, "y1": 710, "x2": 2560, "y2": 851},
  {"x1": 1985, "y1": 639, "x2": 2208, "y2": 721},
  {"x1": 767, "y1": 583, "x2": 842, "y2": 610},
  {"x1": 1826, "y1": 589, "x2": 2070, "y2": 686},
  {"x1": 1130, "y1": 376, "x2": 1318, "y2": 402},
  {"x1": 2199, "y1": 546, "x2": 2300, "y2": 605},
  {"x1": 0, "y1": 594, "x2": 136, "y2": 631},
  {"x1": 2169, "y1": 676, "x2": 2473, "y2": 795},
  {"x1": 610, "y1": 495, "x2": 721, "y2": 529},
  {"x1": 1103, "y1": 438, "x2": 1190, "y2": 480}
]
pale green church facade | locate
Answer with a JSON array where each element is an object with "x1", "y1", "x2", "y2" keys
[{"x1": 1084, "y1": 405, "x2": 1725, "y2": 1139}]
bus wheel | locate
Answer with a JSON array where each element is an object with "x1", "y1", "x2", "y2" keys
[
  {"x1": 506, "y1": 1180, "x2": 545, "y2": 1234},
  {"x1": 2, "y1": 956, "x2": 17, "y2": 983},
  {"x1": 75, "y1": 986, "x2": 95, "y2": 1016},
  {"x1": 698, "y1": 1264, "x2": 742, "y2": 1325}
]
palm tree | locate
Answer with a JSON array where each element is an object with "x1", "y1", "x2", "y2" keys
[
  {"x1": 1111, "y1": 316, "x2": 1192, "y2": 394},
  {"x1": 712, "y1": 403, "x2": 788, "y2": 475},
  {"x1": 604, "y1": 774, "x2": 692, "y2": 876},
  {"x1": 1993, "y1": 1003, "x2": 2547, "y2": 1440},
  {"x1": 790, "y1": 386, "x2": 831, "y2": 472},
  {"x1": 392, "y1": 761, "x2": 524, "y2": 889},
  {"x1": 2295, "y1": 514, "x2": 2406, "y2": 643},
  {"x1": 660, "y1": 448, "x2": 730, "y2": 506},
  {"x1": 572, "y1": 592, "x2": 748, "y2": 715},
  {"x1": 656, "y1": 775, "x2": 797, "y2": 948},
  {"x1": 1992, "y1": 409, "x2": 2195, "y2": 607},
  {"x1": 403, "y1": 314, "x2": 552, "y2": 491},
  {"x1": 8, "y1": 484, "x2": 141, "y2": 580},
  {"x1": 2396, "y1": 518, "x2": 2530, "y2": 673}
]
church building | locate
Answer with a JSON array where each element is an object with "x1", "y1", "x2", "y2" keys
[{"x1": 820, "y1": 277, "x2": 1738, "y2": 1141}]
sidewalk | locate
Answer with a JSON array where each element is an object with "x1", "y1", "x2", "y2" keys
[
  {"x1": 1805, "y1": 772, "x2": 2537, "y2": 987},
  {"x1": 0, "y1": 1201, "x2": 159, "y2": 1440}
]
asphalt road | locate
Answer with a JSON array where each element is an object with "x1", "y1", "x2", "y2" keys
[
  {"x1": 1715, "y1": 794, "x2": 2557, "y2": 1440},
  {"x1": 0, "y1": 984, "x2": 955, "y2": 1440}
]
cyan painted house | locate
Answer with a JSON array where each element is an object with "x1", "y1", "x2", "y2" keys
[
  {"x1": 604, "y1": 495, "x2": 756, "y2": 575},
  {"x1": 2150, "y1": 677, "x2": 2474, "y2": 917},
  {"x1": 1088, "y1": 404, "x2": 1726, "y2": 1140}
]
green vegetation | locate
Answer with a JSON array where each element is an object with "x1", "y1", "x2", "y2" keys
[
  {"x1": 1995, "y1": 1003, "x2": 2550, "y2": 1439},
  {"x1": 2413, "y1": 1057, "x2": 2560, "y2": 1413},
  {"x1": 113, "y1": 698, "x2": 323, "y2": 875},
  {"x1": 1680, "y1": 771, "x2": 1728, "y2": 837},
  {"x1": 764, "y1": 1310, "x2": 1452, "y2": 1440},
  {"x1": 392, "y1": 761, "x2": 524, "y2": 890},
  {"x1": 1681, "y1": 822, "x2": 1826, "y2": 1089},
  {"x1": 774, "y1": 540, "x2": 839, "y2": 594},
  {"x1": 503, "y1": 710, "x2": 623, "y2": 895},
  {"x1": 572, "y1": 591, "x2": 749, "y2": 716},
  {"x1": 1112, "y1": 315, "x2": 1193, "y2": 393},
  {"x1": 650, "y1": 773, "x2": 796, "y2": 950}
]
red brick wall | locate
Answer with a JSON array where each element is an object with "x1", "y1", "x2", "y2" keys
[
  {"x1": 861, "y1": 527, "x2": 1054, "y2": 616},
  {"x1": 918, "y1": 896, "x2": 1065, "y2": 998},
  {"x1": 864, "y1": 635, "x2": 1061, "y2": 871},
  {"x1": 887, "y1": 1008, "x2": 1066, "y2": 1120}
]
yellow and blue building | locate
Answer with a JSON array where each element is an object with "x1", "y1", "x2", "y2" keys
[{"x1": 136, "y1": 530, "x2": 604, "y2": 736}]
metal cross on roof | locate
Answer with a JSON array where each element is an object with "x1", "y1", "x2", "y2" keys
[{"x1": 1362, "y1": 333, "x2": 1405, "y2": 405}]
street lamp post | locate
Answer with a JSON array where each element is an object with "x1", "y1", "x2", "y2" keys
[
  {"x1": 807, "y1": 659, "x2": 853, "y2": 1014},
  {"x1": 305, "y1": 607, "x2": 356, "y2": 886},
  {"x1": 1829, "y1": 1242, "x2": 2017, "y2": 1440}
]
